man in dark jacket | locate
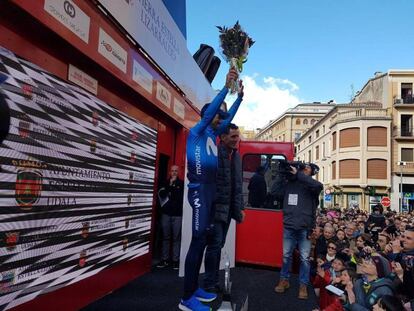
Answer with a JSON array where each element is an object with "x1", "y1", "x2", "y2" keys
[
  {"x1": 272, "y1": 162, "x2": 323, "y2": 300},
  {"x1": 157, "y1": 165, "x2": 184, "y2": 269},
  {"x1": 203, "y1": 123, "x2": 245, "y2": 292},
  {"x1": 248, "y1": 165, "x2": 267, "y2": 208}
]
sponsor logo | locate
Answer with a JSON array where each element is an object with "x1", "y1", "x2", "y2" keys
[
  {"x1": 63, "y1": 0, "x2": 75, "y2": 17},
  {"x1": 51, "y1": 166, "x2": 110, "y2": 180},
  {"x1": 21, "y1": 82, "x2": 34, "y2": 100},
  {"x1": 47, "y1": 196, "x2": 77, "y2": 208},
  {"x1": 15, "y1": 170, "x2": 43, "y2": 211},
  {"x1": 90, "y1": 139, "x2": 96, "y2": 153},
  {"x1": 0, "y1": 270, "x2": 15, "y2": 294},
  {"x1": 92, "y1": 111, "x2": 99, "y2": 126},
  {"x1": 5, "y1": 231, "x2": 20, "y2": 251},
  {"x1": 18, "y1": 114, "x2": 66, "y2": 139},
  {"x1": 131, "y1": 131, "x2": 138, "y2": 141},
  {"x1": 18, "y1": 120, "x2": 30, "y2": 138},
  {"x1": 159, "y1": 89, "x2": 168, "y2": 102},
  {"x1": 194, "y1": 198, "x2": 200, "y2": 231},
  {"x1": 195, "y1": 145, "x2": 201, "y2": 175},
  {"x1": 81, "y1": 222, "x2": 89, "y2": 238},
  {"x1": 44, "y1": 0, "x2": 90, "y2": 43},
  {"x1": 49, "y1": 179, "x2": 98, "y2": 191},
  {"x1": 102, "y1": 41, "x2": 112, "y2": 52},
  {"x1": 79, "y1": 250, "x2": 87, "y2": 267},
  {"x1": 98, "y1": 29, "x2": 127, "y2": 73},
  {"x1": 100, "y1": 39, "x2": 126, "y2": 65},
  {"x1": 206, "y1": 137, "x2": 217, "y2": 156},
  {"x1": 130, "y1": 151, "x2": 136, "y2": 163},
  {"x1": 123, "y1": 238, "x2": 128, "y2": 251}
]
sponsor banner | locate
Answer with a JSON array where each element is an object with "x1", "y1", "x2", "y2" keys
[
  {"x1": 155, "y1": 82, "x2": 171, "y2": 108},
  {"x1": 44, "y1": 0, "x2": 90, "y2": 43},
  {"x1": 97, "y1": 0, "x2": 214, "y2": 109},
  {"x1": 173, "y1": 98, "x2": 185, "y2": 119},
  {"x1": 98, "y1": 28, "x2": 127, "y2": 73},
  {"x1": 68, "y1": 64, "x2": 98, "y2": 95},
  {"x1": 0, "y1": 46, "x2": 156, "y2": 310},
  {"x1": 132, "y1": 59, "x2": 153, "y2": 94}
]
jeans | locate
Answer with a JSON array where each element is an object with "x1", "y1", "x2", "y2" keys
[
  {"x1": 183, "y1": 183, "x2": 216, "y2": 299},
  {"x1": 161, "y1": 214, "x2": 182, "y2": 262},
  {"x1": 280, "y1": 227, "x2": 311, "y2": 285},
  {"x1": 203, "y1": 220, "x2": 230, "y2": 289}
]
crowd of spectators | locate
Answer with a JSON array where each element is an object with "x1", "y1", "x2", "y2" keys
[{"x1": 310, "y1": 204, "x2": 414, "y2": 311}]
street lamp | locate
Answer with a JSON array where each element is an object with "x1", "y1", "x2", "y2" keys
[{"x1": 397, "y1": 161, "x2": 407, "y2": 212}]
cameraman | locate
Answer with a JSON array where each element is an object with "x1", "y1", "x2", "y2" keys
[{"x1": 272, "y1": 162, "x2": 323, "y2": 300}]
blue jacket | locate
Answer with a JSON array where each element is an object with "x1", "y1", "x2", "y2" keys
[
  {"x1": 186, "y1": 87, "x2": 242, "y2": 184},
  {"x1": 350, "y1": 278, "x2": 394, "y2": 311}
]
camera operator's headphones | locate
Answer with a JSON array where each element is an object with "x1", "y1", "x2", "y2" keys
[{"x1": 0, "y1": 72, "x2": 11, "y2": 145}]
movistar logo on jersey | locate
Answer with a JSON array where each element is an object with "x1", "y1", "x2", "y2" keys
[
  {"x1": 195, "y1": 145, "x2": 202, "y2": 175},
  {"x1": 206, "y1": 137, "x2": 217, "y2": 156},
  {"x1": 194, "y1": 198, "x2": 200, "y2": 231}
]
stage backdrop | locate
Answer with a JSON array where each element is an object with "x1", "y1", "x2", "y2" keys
[{"x1": 0, "y1": 46, "x2": 157, "y2": 310}]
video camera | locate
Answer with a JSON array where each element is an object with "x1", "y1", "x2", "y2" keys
[{"x1": 276, "y1": 159, "x2": 319, "y2": 176}]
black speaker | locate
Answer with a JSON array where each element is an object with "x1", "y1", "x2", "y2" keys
[
  {"x1": 0, "y1": 93, "x2": 10, "y2": 145},
  {"x1": 205, "y1": 56, "x2": 221, "y2": 84},
  {"x1": 193, "y1": 44, "x2": 215, "y2": 75}
]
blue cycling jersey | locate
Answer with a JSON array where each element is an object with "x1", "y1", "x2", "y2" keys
[{"x1": 187, "y1": 87, "x2": 242, "y2": 184}]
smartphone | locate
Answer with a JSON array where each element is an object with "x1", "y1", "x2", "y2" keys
[{"x1": 325, "y1": 285, "x2": 345, "y2": 296}]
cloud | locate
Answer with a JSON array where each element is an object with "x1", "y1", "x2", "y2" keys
[{"x1": 228, "y1": 74, "x2": 302, "y2": 130}]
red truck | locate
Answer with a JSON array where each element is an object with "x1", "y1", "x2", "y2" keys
[{"x1": 236, "y1": 140, "x2": 294, "y2": 267}]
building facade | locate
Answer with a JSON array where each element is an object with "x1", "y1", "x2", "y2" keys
[
  {"x1": 295, "y1": 103, "x2": 392, "y2": 211},
  {"x1": 256, "y1": 102, "x2": 334, "y2": 143},
  {"x1": 353, "y1": 71, "x2": 414, "y2": 212}
]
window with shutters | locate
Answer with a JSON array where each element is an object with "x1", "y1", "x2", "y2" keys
[
  {"x1": 340, "y1": 128, "x2": 360, "y2": 148},
  {"x1": 296, "y1": 119, "x2": 301, "y2": 125},
  {"x1": 402, "y1": 148, "x2": 413, "y2": 162},
  {"x1": 316, "y1": 130, "x2": 320, "y2": 138},
  {"x1": 315, "y1": 145, "x2": 319, "y2": 160},
  {"x1": 304, "y1": 119, "x2": 308, "y2": 125},
  {"x1": 308, "y1": 150, "x2": 312, "y2": 162},
  {"x1": 322, "y1": 142, "x2": 326, "y2": 158},
  {"x1": 332, "y1": 132, "x2": 337, "y2": 151},
  {"x1": 332, "y1": 161, "x2": 336, "y2": 179},
  {"x1": 367, "y1": 159, "x2": 387, "y2": 179},
  {"x1": 367, "y1": 127, "x2": 387, "y2": 146},
  {"x1": 339, "y1": 159, "x2": 360, "y2": 178}
]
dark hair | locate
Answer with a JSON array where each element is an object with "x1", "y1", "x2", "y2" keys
[
  {"x1": 378, "y1": 295, "x2": 404, "y2": 311},
  {"x1": 256, "y1": 165, "x2": 265, "y2": 174},
  {"x1": 221, "y1": 123, "x2": 239, "y2": 135},
  {"x1": 340, "y1": 264, "x2": 358, "y2": 281},
  {"x1": 405, "y1": 225, "x2": 414, "y2": 232}
]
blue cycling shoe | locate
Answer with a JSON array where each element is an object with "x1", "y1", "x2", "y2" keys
[{"x1": 178, "y1": 295, "x2": 211, "y2": 311}]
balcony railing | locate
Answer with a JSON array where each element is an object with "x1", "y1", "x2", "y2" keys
[
  {"x1": 394, "y1": 128, "x2": 414, "y2": 138},
  {"x1": 394, "y1": 97, "x2": 414, "y2": 105},
  {"x1": 331, "y1": 108, "x2": 389, "y2": 125}
]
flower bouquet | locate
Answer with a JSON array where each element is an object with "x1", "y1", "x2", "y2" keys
[{"x1": 217, "y1": 21, "x2": 254, "y2": 93}]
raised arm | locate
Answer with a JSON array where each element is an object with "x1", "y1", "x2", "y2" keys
[
  {"x1": 192, "y1": 69, "x2": 238, "y2": 135},
  {"x1": 191, "y1": 86, "x2": 229, "y2": 135},
  {"x1": 216, "y1": 80, "x2": 244, "y2": 135}
]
